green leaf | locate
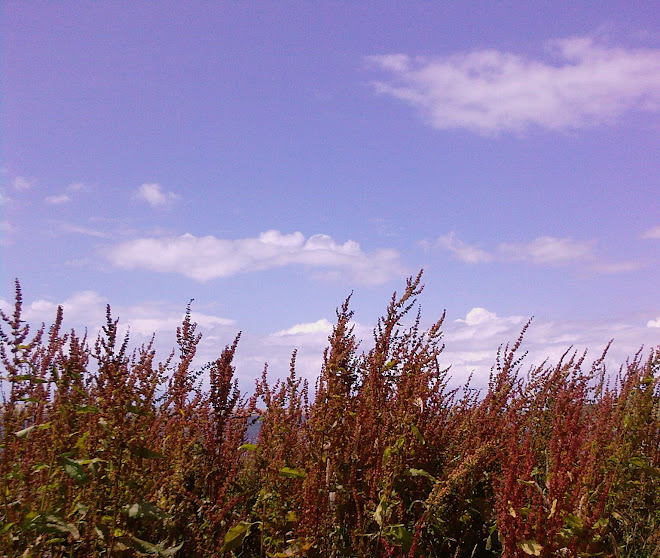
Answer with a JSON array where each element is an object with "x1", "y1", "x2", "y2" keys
[
  {"x1": 410, "y1": 424, "x2": 425, "y2": 445},
  {"x1": 374, "y1": 494, "x2": 387, "y2": 528},
  {"x1": 406, "y1": 468, "x2": 436, "y2": 482},
  {"x1": 384, "y1": 524, "x2": 413, "y2": 552},
  {"x1": 221, "y1": 521, "x2": 255, "y2": 553},
  {"x1": 564, "y1": 514, "x2": 583, "y2": 530},
  {"x1": 120, "y1": 535, "x2": 181, "y2": 555},
  {"x1": 161, "y1": 542, "x2": 184, "y2": 556},
  {"x1": 14, "y1": 425, "x2": 36, "y2": 438},
  {"x1": 382, "y1": 446, "x2": 392, "y2": 468},
  {"x1": 127, "y1": 404, "x2": 149, "y2": 416},
  {"x1": 124, "y1": 500, "x2": 171, "y2": 521},
  {"x1": 519, "y1": 540, "x2": 543, "y2": 556},
  {"x1": 23, "y1": 513, "x2": 80, "y2": 540},
  {"x1": 119, "y1": 535, "x2": 159, "y2": 554},
  {"x1": 74, "y1": 405, "x2": 100, "y2": 414},
  {"x1": 61, "y1": 457, "x2": 88, "y2": 484},
  {"x1": 10, "y1": 374, "x2": 47, "y2": 383},
  {"x1": 272, "y1": 540, "x2": 314, "y2": 557},
  {"x1": 239, "y1": 443, "x2": 258, "y2": 452},
  {"x1": 279, "y1": 467, "x2": 306, "y2": 479},
  {"x1": 628, "y1": 456, "x2": 649, "y2": 469},
  {"x1": 130, "y1": 445, "x2": 164, "y2": 459}
]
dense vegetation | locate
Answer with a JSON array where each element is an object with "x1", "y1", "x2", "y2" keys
[{"x1": 1, "y1": 273, "x2": 658, "y2": 557}]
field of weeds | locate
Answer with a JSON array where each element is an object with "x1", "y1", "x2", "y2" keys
[{"x1": 1, "y1": 273, "x2": 659, "y2": 557}]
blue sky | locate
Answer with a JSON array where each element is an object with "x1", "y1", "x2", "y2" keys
[{"x1": 2, "y1": 2, "x2": 659, "y2": 389}]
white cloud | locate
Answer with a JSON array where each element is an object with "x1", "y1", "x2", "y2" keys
[
  {"x1": 134, "y1": 183, "x2": 180, "y2": 208},
  {"x1": 459, "y1": 307, "x2": 499, "y2": 326},
  {"x1": 438, "y1": 306, "x2": 660, "y2": 388},
  {"x1": 107, "y1": 230, "x2": 405, "y2": 285},
  {"x1": 44, "y1": 182, "x2": 89, "y2": 205},
  {"x1": 59, "y1": 223, "x2": 112, "y2": 238},
  {"x1": 588, "y1": 260, "x2": 645, "y2": 274},
  {"x1": 642, "y1": 225, "x2": 660, "y2": 239},
  {"x1": 273, "y1": 318, "x2": 334, "y2": 337},
  {"x1": 120, "y1": 311, "x2": 235, "y2": 337},
  {"x1": 436, "y1": 232, "x2": 493, "y2": 264},
  {"x1": 648, "y1": 317, "x2": 660, "y2": 328},
  {"x1": 368, "y1": 37, "x2": 660, "y2": 134},
  {"x1": 13, "y1": 176, "x2": 36, "y2": 190},
  {"x1": 23, "y1": 291, "x2": 109, "y2": 326},
  {"x1": 437, "y1": 233, "x2": 594, "y2": 266},
  {"x1": 436, "y1": 232, "x2": 640, "y2": 274},
  {"x1": 498, "y1": 236, "x2": 593, "y2": 266},
  {"x1": 45, "y1": 194, "x2": 71, "y2": 204},
  {"x1": 16, "y1": 291, "x2": 235, "y2": 341}
]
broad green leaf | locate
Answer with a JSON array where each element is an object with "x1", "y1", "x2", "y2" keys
[
  {"x1": 119, "y1": 535, "x2": 159, "y2": 554},
  {"x1": 411, "y1": 424, "x2": 425, "y2": 445},
  {"x1": 564, "y1": 514, "x2": 583, "y2": 530},
  {"x1": 121, "y1": 535, "x2": 181, "y2": 555},
  {"x1": 384, "y1": 524, "x2": 413, "y2": 552},
  {"x1": 124, "y1": 500, "x2": 171, "y2": 521},
  {"x1": 74, "y1": 405, "x2": 100, "y2": 414},
  {"x1": 161, "y1": 542, "x2": 184, "y2": 556},
  {"x1": 75, "y1": 457, "x2": 104, "y2": 466},
  {"x1": 406, "y1": 468, "x2": 436, "y2": 482},
  {"x1": 382, "y1": 446, "x2": 392, "y2": 468},
  {"x1": 14, "y1": 425, "x2": 36, "y2": 438},
  {"x1": 374, "y1": 494, "x2": 387, "y2": 528},
  {"x1": 279, "y1": 467, "x2": 306, "y2": 479},
  {"x1": 127, "y1": 404, "x2": 149, "y2": 415},
  {"x1": 519, "y1": 540, "x2": 542, "y2": 556},
  {"x1": 130, "y1": 445, "x2": 164, "y2": 459},
  {"x1": 0, "y1": 522, "x2": 14, "y2": 535},
  {"x1": 61, "y1": 457, "x2": 88, "y2": 483},
  {"x1": 23, "y1": 513, "x2": 80, "y2": 540},
  {"x1": 239, "y1": 443, "x2": 258, "y2": 452},
  {"x1": 272, "y1": 540, "x2": 314, "y2": 557},
  {"x1": 221, "y1": 521, "x2": 254, "y2": 553},
  {"x1": 10, "y1": 375, "x2": 47, "y2": 383}
]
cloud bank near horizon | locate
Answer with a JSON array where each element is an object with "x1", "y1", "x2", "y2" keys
[{"x1": 3, "y1": 292, "x2": 657, "y2": 392}]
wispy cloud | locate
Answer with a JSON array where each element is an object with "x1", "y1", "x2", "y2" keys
[
  {"x1": 107, "y1": 230, "x2": 405, "y2": 285},
  {"x1": 134, "y1": 183, "x2": 180, "y2": 208},
  {"x1": 45, "y1": 194, "x2": 71, "y2": 204},
  {"x1": 436, "y1": 232, "x2": 636, "y2": 272},
  {"x1": 436, "y1": 232, "x2": 493, "y2": 264},
  {"x1": 368, "y1": 37, "x2": 660, "y2": 134},
  {"x1": 58, "y1": 222, "x2": 113, "y2": 238},
  {"x1": 498, "y1": 236, "x2": 593, "y2": 265},
  {"x1": 642, "y1": 225, "x2": 660, "y2": 239},
  {"x1": 44, "y1": 182, "x2": 88, "y2": 205},
  {"x1": 12, "y1": 176, "x2": 36, "y2": 190}
]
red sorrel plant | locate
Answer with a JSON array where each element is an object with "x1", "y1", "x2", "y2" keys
[{"x1": 1, "y1": 274, "x2": 658, "y2": 557}]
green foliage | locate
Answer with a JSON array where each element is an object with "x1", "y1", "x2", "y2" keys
[{"x1": 1, "y1": 274, "x2": 659, "y2": 557}]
